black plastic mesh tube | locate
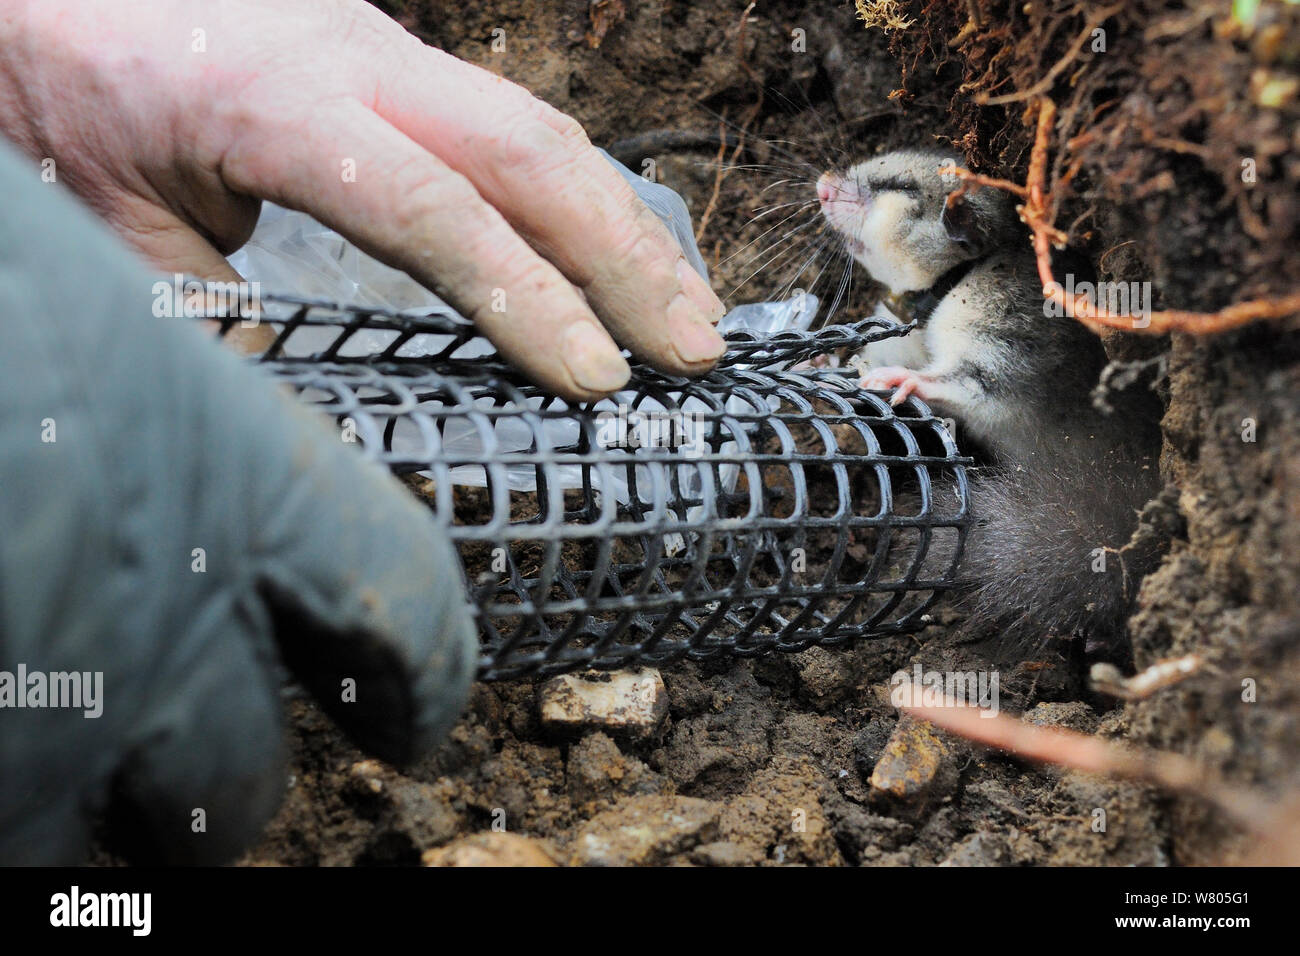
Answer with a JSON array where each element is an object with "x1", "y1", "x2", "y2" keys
[{"x1": 203, "y1": 295, "x2": 972, "y2": 679}]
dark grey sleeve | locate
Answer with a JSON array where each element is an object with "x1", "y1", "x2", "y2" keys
[{"x1": 0, "y1": 137, "x2": 477, "y2": 864}]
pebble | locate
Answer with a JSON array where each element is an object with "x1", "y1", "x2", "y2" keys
[
  {"x1": 868, "y1": 715, "x2": 959, "y2": 814},
  {"x1": 689, "y1": 840, "x2": 765, "y2": 867},
  {"x1": 538, "y1": 668, "x2": 668, "y2": 740},
  {"x1": 422, "y1": 832, "x2": 558, "y2": 867}
]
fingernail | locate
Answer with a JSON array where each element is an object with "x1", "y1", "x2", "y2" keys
[
  {"x1": 561, "y1": 322, "x2": 629, "y2": 392},
  {"x1": 676, "y1": 258, "x2": 726, "y2": 324},
  {"x1": 667, "y1": 291, "x2": 727, "y2": 365}
]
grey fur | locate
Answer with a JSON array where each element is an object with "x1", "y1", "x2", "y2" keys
[
  {"x1": 820, "y1": 149, "x2": 1165, "y2": 650},
  {"x1": 956, "y1": 443, "x2": 1162, "y2": 651}
]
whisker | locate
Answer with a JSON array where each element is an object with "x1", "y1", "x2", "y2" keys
[
  {"x1": 781, "y1": 228, "x2": 840, "y2": 312},
  {"x1": 699, "y1": 161, "x2": 811, "y2": 175},
  {"x1": 759, "y1": 178, "x2": 815, "y2": 196},
  {"x1": 767, "y1": 87, "x2": 851, "y2": 170},
  {"x1": 691, "y1": 102, "x2": 827, "y2": 168},
  {"x1": 776, "y1": 229, "x2": 834, "y2": 299},
  {"x1": 717, "y1": 210, "x2": 822, "y2": 270},
  {"x1": 727, "y1": 222, "x2": 828, "y2": 299},
  {"x1": 776, "y1": 237, "x2": 835, "y2": 316},
  {"x1": 825, "y1": 252, "x2": 853, "y2": 324},
  {"x1": 748, "y1": 198, "x2": 818, "y2": 223},
  {"x1": 741, "y1": 219, "x2": 827, "y2": 280},
  {"x1": 841, "y1": 252, "x2": 856, "y2": 325},
  {"x1": 683, "y1": 90, "x2": 868, "y2": 320}
]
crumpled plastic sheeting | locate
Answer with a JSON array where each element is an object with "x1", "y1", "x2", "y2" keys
[{"x1": 228, "y1": 150, "x2": 818, "y2": 500}]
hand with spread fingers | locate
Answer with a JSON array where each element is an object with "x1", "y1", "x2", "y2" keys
[{"x1": 0, "y1": 0, "x2": 727, "y2": 400}]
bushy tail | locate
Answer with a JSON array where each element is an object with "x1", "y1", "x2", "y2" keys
[{"x1": 951, "y1": 443, "x2": 1166, "y2": 653}]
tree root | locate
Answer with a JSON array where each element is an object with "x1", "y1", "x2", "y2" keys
[{"x1": 942, "y1": 98, "x2": 1300, "y2": 336}]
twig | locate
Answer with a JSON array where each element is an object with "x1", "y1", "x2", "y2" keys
[
  {"x1": 941, "y1": 98, "x2": 1300, "y2": 335},
  {"x1": 897, "y1": 685, "x2": 1280, "y2": 838},
  {"x1": 694, "y1": 3, "x2": 761, "y2": 244},
  {"x1": 978, "y1": 3, "x2": 1124, "y2": 106},
  {"x1": 1089, "y1": 655, "x2": 1202, "y2": 701},
  {"x1": 943, "y1": 169, "x2": 1027, "y2": 199},
  {"x1": 694, "y1": 119, "x2": 732, "y2": 243},
  {"x1": 606, "y1": 128, "x2": 749, "y2": 167},
  {"x1": 1091, "y1": 351, "x2": 1168, "y2": 413},
  {"x1": 733, "y1": 1, "x2": 761, "y2": 86}
]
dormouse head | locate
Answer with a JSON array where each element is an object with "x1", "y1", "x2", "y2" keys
[{"x1": 817, "y1": 150, "x2": 1018, "y2": 293}]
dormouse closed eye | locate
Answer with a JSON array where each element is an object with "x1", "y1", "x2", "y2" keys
[{"x1": 866, "y1": 176, "x2": 922, "y2": 195}]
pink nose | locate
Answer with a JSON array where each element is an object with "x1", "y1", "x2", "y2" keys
[{"x1": 817, "y1": 172, "x2": 838, "y2": 203}]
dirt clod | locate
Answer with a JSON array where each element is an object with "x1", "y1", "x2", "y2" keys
[
  {"x1": 570, "y1": 796, "x2": 721, "y2": 866},
  {"x1": 422, "y1": 832, "x2": 559, "y2": 868}
]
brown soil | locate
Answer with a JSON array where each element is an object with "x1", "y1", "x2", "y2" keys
[{"x1": 242, "y1": 0, "x2": 1300, "y2": 866}]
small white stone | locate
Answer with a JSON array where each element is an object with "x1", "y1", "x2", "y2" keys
[{"x1": 538, "y1": 668, "x2": 669, "y2": 739}]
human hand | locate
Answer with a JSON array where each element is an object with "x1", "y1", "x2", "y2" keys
[{"x1": 0, "y1": 0, "x2": 727, "y2": 399}]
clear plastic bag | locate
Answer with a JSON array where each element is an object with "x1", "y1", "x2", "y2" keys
[{"x1": 228, "y1": 150, "x2": 816, "y2": 499}]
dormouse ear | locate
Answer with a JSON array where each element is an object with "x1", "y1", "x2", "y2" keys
[{"x1": 940, "y1": 195, "x2": 986, "y2": 250}]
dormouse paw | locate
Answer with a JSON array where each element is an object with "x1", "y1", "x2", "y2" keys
[{"x1": 859, "y1": 366, "x2": 925, "y2": 406}]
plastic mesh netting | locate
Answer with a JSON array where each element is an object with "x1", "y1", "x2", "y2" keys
[{"x1": 203, "y1": 295, "x2": 972, "y2": 680}]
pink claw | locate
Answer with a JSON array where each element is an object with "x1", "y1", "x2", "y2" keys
[
  {"x1": 860, "y1": 366, "x2": 925, "y2": 406},
  {"x1": 887, "y1": 377, "x2": 920, "y2": 406}
]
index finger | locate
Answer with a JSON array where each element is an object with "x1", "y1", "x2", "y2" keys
[
  {"x1": 358, "y1": 44, "x2": 728, "y2": 376},
  {"x1": 219, "y1": 97, "x2": 633, "y2": 402}
]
